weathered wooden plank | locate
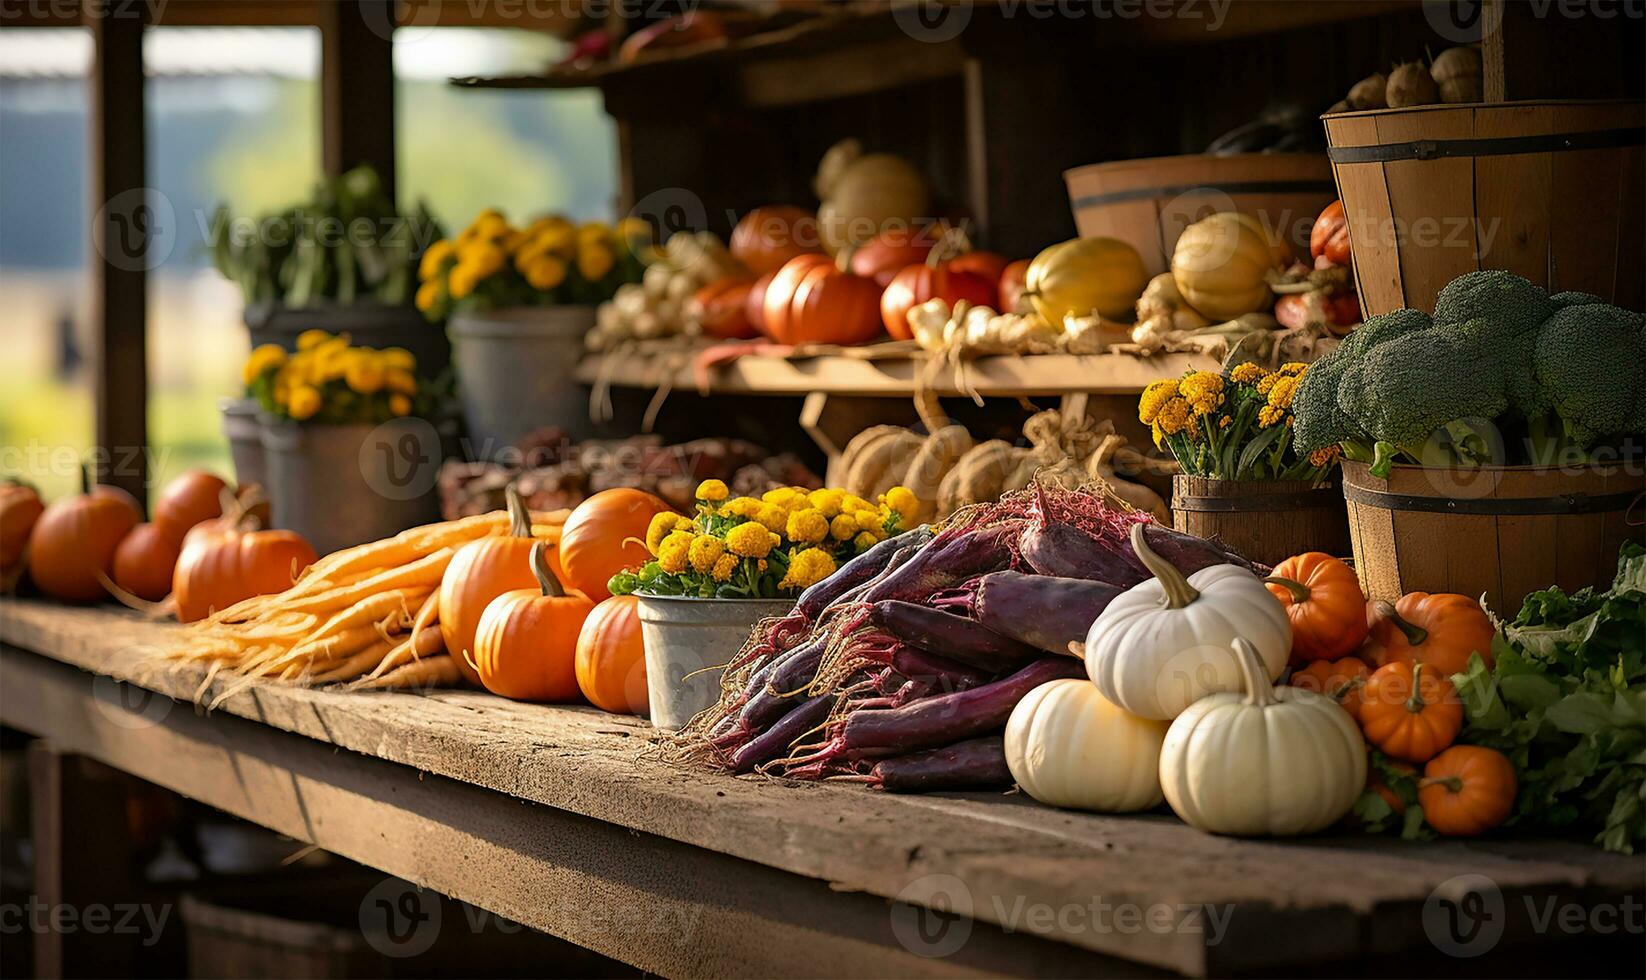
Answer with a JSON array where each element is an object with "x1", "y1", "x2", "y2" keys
[
  {"x1": 1, "y1": 602, "x2": 1641, "y2": 976},
  {"x1": 320, "y1": 0, "x2": 397, "y2": 202}
]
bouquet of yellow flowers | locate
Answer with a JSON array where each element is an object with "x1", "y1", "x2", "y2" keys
[
  {"x1": 609, "y1": 481, "x2": 922, "y2": 600},
  {"x1": 244, "y1": 330, "x2": 422, "y2": 424},
  {"x1": 1139, "y1": 362, "x2": 1341, "y2": 483},
  {"x1": 415, "y1": 209, "x2": 650, "y2": 319}
]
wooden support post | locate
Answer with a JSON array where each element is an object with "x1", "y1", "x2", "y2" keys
[
  {"x1": 27, "y1": 742, "x2": 137, "y2": 979},
  {"x1": 87, "y1": 1, "x2": 148, "y2": 506},
  {"x1": 320, "y1": 0, "x2": 398, "y2": 202},
  {"x1": 1482, "y1": 0, "x2": 1643, "y2": 102}
]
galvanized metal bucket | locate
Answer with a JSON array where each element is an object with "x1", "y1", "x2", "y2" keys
[
  {"x1": 219, "y1": 397, "x2": 266, "y2": 492},
  {"x1": 260, "y1": 416, "x2": 443, "y2": 556},
  {"x1": 636, "y1": 596, "x2": 795, "y2": 731},
  {"x1": 449, "y1": 306, "x2": 596, "y2": 459}
]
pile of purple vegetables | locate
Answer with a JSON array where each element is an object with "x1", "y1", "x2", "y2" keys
[{"x1": 678, "y1": 484, "x2": 1263, "y2": 793}]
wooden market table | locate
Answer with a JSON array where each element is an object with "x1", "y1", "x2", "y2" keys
[{"x1": 3, "y1": 600, "x2": 1641, "y2": 978}]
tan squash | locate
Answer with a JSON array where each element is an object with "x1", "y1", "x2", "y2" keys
[
  {"x1": 1023, "y1": 237, "x2": 1149, "y2": 324},
  {"x1": 901, "y1": 425, "x2": 973, "y2": 524},
  {"x1": 1170, "y1": 213, "x2": 1283, "y2": 321},
  {"x1": 813, "y1": 139, "x2": 931, "y2": 256}
]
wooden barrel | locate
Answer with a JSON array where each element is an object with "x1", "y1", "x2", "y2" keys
[
  {"x1": 1171, "y1": 476, "x2": 1351, "y2": 569},
  {"x1": 1063, "y1": 153, "x2": 1336, "y2": 277},
  {"x1": 1341, "y1": 460, "x2": 1644, "y2": 612},
  {"x1": 1324, "y1": 100, "x2": 1645, "y2": 316}
]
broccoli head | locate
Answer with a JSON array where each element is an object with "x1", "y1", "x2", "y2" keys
[
  {"x1": 1293, "y1": 308, "x2": 1431, "y2": 455},
  {"x1": 1550, "y1": 290, "x2": 1604, "y2": 310},
  {"x1": 1532, "y1": 303, "x2": 1646, "y2": 446},
  {"x1": 1432, "y1": 270, "x2": 1556, "y2": 328},
  {"x1": 1337, "y1": 317, "x2": 1510, "y2": 475}
]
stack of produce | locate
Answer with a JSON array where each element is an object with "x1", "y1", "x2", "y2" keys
[
  {"x1": 673, "y1": 484, "x2": 1261, "y2": 791},
  {"x1": 1270, "y1": 200, "x2": 1362, "y2": 336},
  {"x1": 437, "y1": 429, "x2": 821, "y2": 519},
  {"x1": 1293, "y1": 270, "x2": 1646, "y2": 476},
  {"x1": 835, "y1": 409, "x2": 1171, "y2": 525},
  {"x1": 1327, "y1": 46, "x2": 1484, "y2": 112}
]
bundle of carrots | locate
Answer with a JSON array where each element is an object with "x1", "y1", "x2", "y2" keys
[{"x1": 172, "y1": 507, "x2": 565, "y2": 705}]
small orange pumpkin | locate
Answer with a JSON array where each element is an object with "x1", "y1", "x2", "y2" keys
[
  {"x1": 439, "y1": 485, "x2": 565, "y2": 686},
  {"x1": 112, "y1": 523, "x2": 181, "y2": 603},
  {"x1": 558, "y1": 488, "x2": 673, "y2": 603},
  {"x1": 153, "y1": 469, "x2": 229, "y2": 543},
  {"x1": 689, "y1": 277, "x2": 758, "y2": 340},
  {"x1": 1288, "y1": 656, "x2": 1368, "y2": 721},
  {"x1": 575, "y1": 594, "x2": 649, "y2": 714},
  {"x1": 173, "y1": 497, "x2": 317, "y2": 622},
  {"x1": 473, "y1": 540, "x2": 594, "y2": 702},
  {"x1": 998, "y1": 258, "x2": 1031, "y2": 313},
  {"x1": 728, "y1": 205, "x2": 823, "y2": 276},
  {"x1": 27, "y1": 475, "x2": 141, "y2": 602},
  {"x1": 1359, "y1": 661, "x2": 1462, "y2": 763},
  {"x1": 1, "y1": 480, "x2": 45, "y2": 590},
  {"x1": 1420, "y1": 745, "x2": 1517, "y2": 836},
  {"x1": 762, "y1": 250, "x2": 883, "y2": 347},
  {"x1": 1265, "y1": 552, "x2": 1368, "y2": 661},
  {"x1": 1365, "y1": 593, "x2": 1496, "y2": 675}
]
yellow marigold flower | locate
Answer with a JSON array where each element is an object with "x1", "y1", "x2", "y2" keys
[
  {"x1": 758, "y1": 558, "x2": 769, "y2": 572},
  {"x1": 853, "y1": 531, "x2": 877, "y2": 552},
  {"x1": 711, "y1": 553, "x2": 738, "y2": 582},
  {"x1": 389, "y1": 394, "x2": 412, "y2": 417},
  {"x1": 385, "y1": 369, "x2": 417, "y2": 396},
  {"x1": 658, "y1": 530, "x2": 693, "y2": 574},
  {"x1": 1279, "y1": 361, "x2": 1309, "y2": 376},
  {"x1": 578, "y1": 242, "x2": 615, "y2": 282},
  {"x1": 695, "y1": 479, "x2": 729, "y2": 502},
  {"x1": 1156, "y1": 397, "x2": 1194, "y2": 437},
  {"x1": 1258, "y1": 404, "x2": 1287, "y2": 428},
  {"x1": 1138, "y1": 379, "x2": 1179, "y2": 425},
  {"x1": 525, "y1": 255, "x2": 568, "y2": 292},
  {"x1": 806, "y1": 488, "x2": 845, "y2": 518},
  {"x1": 1178, "y1": 371, "x2": 1225, "y2": 411},
  {"x1": 415, "y1": 279, "x2": 442, "y2": 313},
  {"x1": 1267, "y1": 374, "x2": 1300, "y2": 410},
  {"x1": 646, "y1": 511, "x2": 681, "y2": 554},
  {"x1": 1308, "y1": 445, "x2": 1343, "y2": 467},
  {"x1": 616, "y1": 216, "x2": 651, "y2": 241},
  {"x1": 761, "y1": 487, "x2": 803, "y2": 506},
  {"x1": 725, "y1": 522, "x2": 774, "y2": 558},
  {"x1": 1152, "y1": 422, "x2": 1166, "y2": 450},
  {"x1": 242, "y1": 344, "x2": 286, "y2": 383},
  {"x1": 381, "y1": 347, "x2": 415, "y2": 372},
  {"x1": 418, "y1": 239, "x2": 454, "y2": 279},
  {"x1": 1218, "y1": 415, "x2": 1233, "y2": 429},
  {"x1": 287, "y1": 385, "x2": 322, "y2": 421},
  {"x1": 537, "y1": 224, "x2": 576, "y2": 259},
  {"x1": 449, "y1": 263, "x2": 480, "y2": 299},
  {"x1": 1187, "y1": 391, "x2": 1223, "y2": 417},
  {"x1": 786, "y1": 508, "x2": 829, "y2": 545},
  {"x1": 718, "y1": 497, "x2": 761, "y2": 519},
  {"x1": 754, "y1": 503, "x2": 787, "y2": 533},
  {"x1": 471, "y1": 210, "x2": 508, "y2": 239},
  {"x1": 577, "y1": 221, "x2": 611, "y2": 242},
  {"x1": 462, "y1": 241, "x2": 506, "y2": 278},
  {"x1": 841, "y1": 493, "x2": 875, "y2": 514},
  {"x1": 780, "y1": 548, "x2": 837, "y2": 591},
  {"x1": 503, "y1": 229, "x2": 528, "y2": 252},
  {"x1": 855, "y1": 510, "x2": 885, "y2": 535},
  {"x1": 1255, "y1": 373, "x2": 1280, "y2": 396},
  {"x1": 881, "y1": 486, "x2": 919, "y2": 526},
  {"x1": 1229, "y1": 362, "x2": 1266, "y2": 385},
  {"x1": 689, "y1": 535, "x2": 725, "y2": 574},
  {"x1": 296, "y1": 329, "x2": 331, "y2": 351},
  {"x1": 829, "y1": 514, "x2": 858, "y2": 541},
  {"x1": 345, "y1": 355, "x2": 384, "y2": 394}
]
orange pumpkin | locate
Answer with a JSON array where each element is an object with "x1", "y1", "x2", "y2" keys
[
  {"x1": 1419, "y1": 745, "x2": 1517, "y2": 836},
  {"x1": 473, "y1": 540, "x2": 594, "y2": 701},
  {"x1": 439, "y1": 486, "x2": 564, "y2": 686},
  {"x1": 744, "y1": 270, "x2": 779, "y2": 338},
  {"x1": 848, "y1": 226, "x2": 936, "y2": 287},
  {"x1": 760, "y1": 252, "x2": 833, "y2": 344},
  {"x1": 1365, "y1": 593, "x2": 1495, "y2": 675},
  {"x1": 1310, "y1": 199, "x2": 1351, "y2": 269},
  {"x1": 1265, "y1": 552, "x2": 1368, "y2": 660},
  {"x1": 689, "y1": 277, "x2": 758, "y2": 340},
  {"x1": 998, "y1": 258, "x2": 1031, "y2": 313},
  {"x1": 576, "y1": 594, "x2": 649, "y2": 714},
  {"x1": 1359, "y1": 661, "x2": 1462, "y2": 763},
  {"x1": 153, "y1": 469, "x2": 229, "y2": 543},
  {"x1": 173, "y1": 499, "x2": 317, "y2": 622},
  {"x1": 27, "y1": 478, "x2": 140, "y2": 602},
  {"x1": 947, "y1": 248, "x2": 1009, "y2": 290},
  {"x1": 112, "y1": 523, "x2": 181, "y2": 603},
  {"x1": 879, "y1": 247, "x2": 998, "y2": 341},
  {"x1": 729, "y1": 205, "x2": 823, "y2": 276},
  {"x1": 558, "y1": 488, "x2": 673, "y2": 603},
  {"x1": 1, "y1": 480, "x2": 44, "y2": 589},
  {"x1": 763, "y1": 250, "x2": 884, "y2": 347},
  {"x1": 1288, "y1": 656, "x2": 1368, "y2": 721}
]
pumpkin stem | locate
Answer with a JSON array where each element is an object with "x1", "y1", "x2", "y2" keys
[
  {"x1": 928, "y1": 225, "x2": 968, "y2": 268},
  {"x1": 1231, "y1": 638, "x2": 1277, "y2": 708},
  {"x1": 835, "y1": 243, "x2": 858, "y2": 274},
  {"x1": 1419, "y1": 775, "x2": 1464, "y2": 794},
  {"x1": 1406, "y1": 662, "x2": 1429, "y2": 714},
  {"x1": 1130, "y1": 523, "x2": 1200, "y2": 609},
  {"x1": 1263, "y1": 576, "x2": 1312, "y2": 603},
  {"x1": 505, "y1": 483, "x2": 531, "y2": 538},
  {"x1": 1328, "y1": 675, "x2": 1365, "y2": 702},
  {"x1": 79, "y1": 461, "x2": 92, "y2": 495},
  {"x1": 530, "y1": 540, "x2": 566, "y2": 599},
  {"x1": 1372, "y1": 599, "x2": 1428, "y2": 646}
]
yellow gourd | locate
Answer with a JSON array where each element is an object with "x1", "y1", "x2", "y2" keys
[
  {"x1": 1022, "y1": 237, "x2": 1148, "y2": 324},
  {"x1": 1169, "y1": 213, "x2": 1283, "y2": 321},
  {"x1": 814, "y1": 139, "x2": 930, "y2": 256}
]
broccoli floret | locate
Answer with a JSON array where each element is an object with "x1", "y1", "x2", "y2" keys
[
  {"x1": 1550, "y1": 290, "x2": 1604, "y2": 310},
  {"x1": 1337, "y1": 317, "x2": 1510, "y2": 475},
  {"x1": 1532, "y1": 304, "x2": 1646, "y2": 446},
  {"x1": 1293, "y1": 308, "x2": 1431, "y2": 455},
  {"x1": 1432, "y1": 269, "x2": 1555, "y2": 327}
]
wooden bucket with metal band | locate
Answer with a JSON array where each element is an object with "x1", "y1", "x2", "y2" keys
[
  {"x1": 1171, "y1": 476, "x2": 1350, "y2": 569},
  {"x1": 1063, "y1": 153, "x2": 1336, "y2": 277},
  {"x1": 1324, "y1": 100, "x2": 1645, "y2": 317},
  {"x1": 1340, "y1": 460, "x2": 1645, "y2": 612}
]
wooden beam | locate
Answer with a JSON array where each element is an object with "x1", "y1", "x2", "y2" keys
[
  {"x1": 87, "y1": 0, "x2": 149, "y2": 507},
  {"x1": 1482, "y1": 0, "x2": 1644, "y2": 102},
  {"x1": 320, "y1": 0, "x2": 398, "y2": 203}
]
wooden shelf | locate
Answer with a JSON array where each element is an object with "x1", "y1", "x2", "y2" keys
[{"x1": 577, "y1": 346, "x2": 1220, "y2": 399}]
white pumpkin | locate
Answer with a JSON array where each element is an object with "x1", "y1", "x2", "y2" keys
[
  {"x1": 1159, "y1": 639, "x2": 1366, "y2": 836},
  {"x1": 1004, "y1": 679, "x2": 1169, "y2": 812},
  {"x1": 1083, "y1": 524, "x2": 1290, "y2": 720}
]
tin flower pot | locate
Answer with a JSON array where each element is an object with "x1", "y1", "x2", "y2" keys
[
  {"x1": 635, "y1": 596, "x2": 795, "y2": 731},
  {"x1": 449, "y1": 306, "x2": 597, "y2": 458}
]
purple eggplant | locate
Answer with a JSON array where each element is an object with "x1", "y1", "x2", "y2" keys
[
  {"x1": 1134, "y1": 523, "x2": 1267, "y2": 576},
  {"x1": 945, "y1": 571, "x2": 1122, "y2": 656},
  {"x1": 795, "y1": 525, "x2": 933, "y2": 620},
  {"x1": 863, "y1": 521, "x2": 1019, "y2": 605},
  {"x1": 1019, "y1": 519, "x2": 1145, "y2": 586},
  {"x1": 871, "y1": 736, "x2": 1012, "y2": 793},
  {"x1": 870, "y1": 600, "x2": 1040, "y2": 672},
  {"x1": 731, "y1": 694, "x2": 833, "y2": 774}
]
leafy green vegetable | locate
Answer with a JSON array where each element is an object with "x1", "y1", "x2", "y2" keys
[{"x1": 1449, "y1": 542, "x2": 1646, "y2": 853}]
